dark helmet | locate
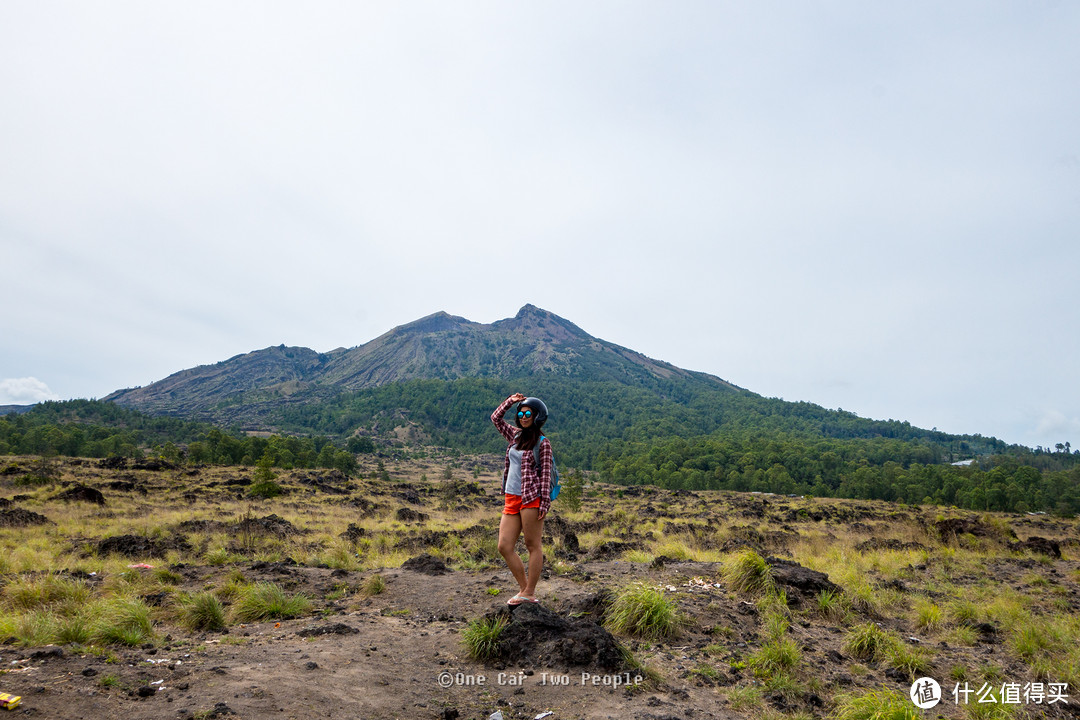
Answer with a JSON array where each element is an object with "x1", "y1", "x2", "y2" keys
[{"x1": 515, "y1": 397, "x2": 548, "y2": 428}]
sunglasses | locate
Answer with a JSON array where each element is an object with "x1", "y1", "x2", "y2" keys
[{"x1": 517, "y1": 409, "x2": 533, "y2": 419}]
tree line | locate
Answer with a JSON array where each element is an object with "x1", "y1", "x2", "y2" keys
[
  {"x1": 4, "y1": 392, "x2": 1078, "y2": 515},
  {"x1": 0, "y1": 401, "x2": 365, "y2": 474}
]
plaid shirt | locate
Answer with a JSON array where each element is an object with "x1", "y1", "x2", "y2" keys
[{"x1": 491, "y1": 396, "x2": 552, "y2": 515}]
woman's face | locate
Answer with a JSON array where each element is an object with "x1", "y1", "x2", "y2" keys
[{"x1": 517, "y1": 406, "x2": 535, "y2": 428}]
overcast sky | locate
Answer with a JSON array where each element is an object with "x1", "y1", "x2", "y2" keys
[{"x1": 2, "y1": 2, "x2": 1078, "y2": 451}]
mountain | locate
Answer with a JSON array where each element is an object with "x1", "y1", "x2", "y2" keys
[
  {"x1": 102, "y1": 304, "x2": 1016, "y2": 475},
  {"x1": 105, "y1": 305, "x2": 741, "y2": 422}
]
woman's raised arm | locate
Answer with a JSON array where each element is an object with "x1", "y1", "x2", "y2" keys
[{"x1": 491, "y1": 394, "x2": 522, "y2": 443}]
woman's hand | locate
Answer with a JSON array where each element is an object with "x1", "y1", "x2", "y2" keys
[{"x1": 509, "y1": 393, "x2": 526, "y2": 403}]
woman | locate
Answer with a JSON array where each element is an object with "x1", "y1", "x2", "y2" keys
[{"x1": 490, "y1": 392, "x2": 553, "y2": 605}]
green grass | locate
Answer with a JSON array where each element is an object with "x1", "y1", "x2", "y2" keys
[
  {"x1": 56, "y1": 611, "x2": 94, "y2": 644},
  {"x1": 723, "y1": 549, "x2": 774, "y2": 595},
  {"x1": 950, "y1": 599, "x2": 979, "y2": 626},
  {"x1": 248, "y1": 478, "x2": 284, "y2": 498},
  {"x1": 762, "y1": 610, "x2": 789, "y2": 642},
  {"x1": 205, "y1": 547, "x2": 240, "y2": 566},
  {"x1": 816, "y1": 589, "x2": 847, "y2": 621},
  {"x1": 844, "y1": 622, "x2": 898, "y2": 661},
  {"x1": 361, "y1": 574, "x2": 386, "y2": 596},
  {"x1": 92, "y1": 597, "x2": 154, "y2": 646},
  {"x1": 231, "y1": 582, "x2": 311, "y2": 622},
  {"x1": 178, "y1": 592, "x2": 227, "y2": 631},
  {"x1": 886, "y1": 643, "x2": 933, "y2": 680},
  {"x1": 690, "y1": 663, "x2": 721, "y2": 680},
  {"x1": 604, "y1": 583, "x2": 682, "y2": 640},
  {"x1": 11, "y1": 609, "x2": 58, "y2": 645},
  {"x1": 964, "y1": 700, "x2": 1016, "y2": 720},
  {"x1": 154, "y1": 568, "x2": 183, "y2": 585},
  {"x1": 2, "y1": 574, "x2": 92, "y2": 610},
  {"x1": 749, "y1": 637, "x2": 801, "y2": 678},
  {"x1": 833, "y1": 690, "x2": 919, "y2": 720},
  {"x1": 461, "y1": 614, "x2": 508, "y2": 660},
  {"x1": 726, "y1": 684, "x2": 764, "y2": 711},
  {"x1": 914, "y1": 600, "x2": 943, "y2": 633}
]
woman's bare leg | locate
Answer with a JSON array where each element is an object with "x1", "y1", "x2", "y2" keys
[
  {"x1": 498, "y1": 512, "x2": 527, "y2": 593},
  {"x1": 519, "y1": 508, "x2": 544, "y2": 597}
]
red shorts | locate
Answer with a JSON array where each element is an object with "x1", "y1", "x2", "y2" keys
[{"x1": 503, "y1": 494, "x2": 541, "y2": 515}]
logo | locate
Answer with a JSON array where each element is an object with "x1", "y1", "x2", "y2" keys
[{"x1": 911, "y1": 677, "x2": 942, "y2": 709}]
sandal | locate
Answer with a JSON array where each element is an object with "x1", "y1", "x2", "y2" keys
[{"x1": 507, "y1": 594, "x2": 540, "y2": 606}]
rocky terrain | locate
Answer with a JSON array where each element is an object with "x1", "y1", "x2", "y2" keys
[{"x1": 2, "y1": 453, "x2": 1079, "y2": 720}]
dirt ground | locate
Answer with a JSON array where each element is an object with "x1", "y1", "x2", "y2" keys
[{"x1": 1, "y1": 558, "x2": 746, "y2": 720}]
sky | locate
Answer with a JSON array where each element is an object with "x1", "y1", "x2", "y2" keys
[{"x1": 2, "y1": 2, "x2": 1078, "y2": 451}]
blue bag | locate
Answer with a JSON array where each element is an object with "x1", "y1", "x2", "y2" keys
[{"x1": 532, "y1": 435, "x2": 561, "y2": 500}]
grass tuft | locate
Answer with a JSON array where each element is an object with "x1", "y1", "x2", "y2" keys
[
  {"x1": 178, "y1": 592, "x2": 227, "y2": 631},
  {"x1": 92, "y1": 597, "x2": 154, "y2": 646},
  {"x1": 844, "y1": 622, "x2": 897, "y2": 661},
  {"x1": 361, "y1": 574, "x2": 386, "y2": 596},
  {"x1": 3, "y1": 574, "x2": 92, "y2": 610},
  {"x1": 886, "y1": 642, "x2": 933, "y2": 680},
  {"x1": 749, "y1": 637, "x2": 801, "y2": 678},
  {"x1": 232, "y1": 582, "x2": 311, "y2": 622},
  {"x1": 723, "y1": 549, "x2": 774, "y2": 595},
  {"x1": 816, "y1": 589, "x2": 847, "y2": 621},
  {"x1": 915, "y1": 600, "x2": 944, "y2": 633},
  {"x1": 833, "y1": 690, "x2": 919, "y2": 720},
  {"x1": 461, "y1": 614, "x2": 508, "y2": 661},
  {"x1": 604, "y1": 583, "x2": 682, "y2": 640}
]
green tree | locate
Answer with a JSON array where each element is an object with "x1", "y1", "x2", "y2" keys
[{"x1": 560, "y1": 468, "x2": 585, "y2": 511}]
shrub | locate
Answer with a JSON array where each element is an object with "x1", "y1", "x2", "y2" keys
[
  {"x1": 461, "y1": 615, "x2": 508, "y2": 661},
  {"x1": 232, "y1": 582, "x2": 311, "y2": 622},
  {"x1": 723, "y1": 549, "x2": 774, "y2": 595},
  {"x1": 604, "y1": 583, "x2": 681, "y2": 640},
  {"x1": 833, "y1": 690, "x2": 919, "y2": 720}
]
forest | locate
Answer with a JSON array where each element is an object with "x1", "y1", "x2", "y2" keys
[{"x1": 3, "y1": 384, "x2": 1079, "y2": 514}]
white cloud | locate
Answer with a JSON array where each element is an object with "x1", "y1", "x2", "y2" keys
[
  {"x1": 1033, "y1": 410, "x2": 1080, "y2": 445},
  {"x1": 0, "y1": 377, "x2": 60, "y2": 405}
]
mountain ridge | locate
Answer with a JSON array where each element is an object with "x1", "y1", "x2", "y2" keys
[{"x1": 104, "y1": 305, "x2": 742, "y2": 422}]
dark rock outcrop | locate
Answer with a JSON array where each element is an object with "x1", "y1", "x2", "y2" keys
[
  {"x1": 401, "y1": 554, "x2": 450, "y2": 576},
  {"x1": 56, "y1": 485, "x2": 106, "y2": 505},
  {"x1": 1009, "y1": 536, "x2": 1061, "y2": 558},
  {"x1": 0, "y1": 508, "x2": 53, "y2": 527},
  {"x1": 767, "y1": 557, "x2": 840, "y2": 598},
  {"x1": 487, "y1": 602, "x2": 629, "y2": 672}
]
